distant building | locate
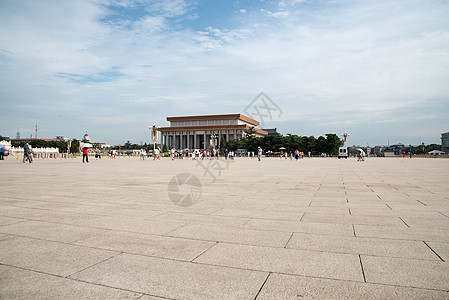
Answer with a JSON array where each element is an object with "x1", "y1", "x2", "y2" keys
[
  {"x1": 260, "y1": 128, "x2": 280, "y2": 136},
  {"x1": 159, "y1": 114, "x2": 267, "y2": 150},
  {"x1": 442, "y1": 132, "x2": 449, "y2": 154},
  {"x1": 7, "y1": 137, "x2": 62, "y2": 143},
  {"x1": 83, "y1": 133, "x2": 91, "y2": 142}
]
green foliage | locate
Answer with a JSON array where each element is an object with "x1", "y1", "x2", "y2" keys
[
  {"x1": 220, "y1": 135, "x2": 227, "y2": 150},
  {"x1": 119, "y1": 140, "x2": 143, "y2": 150},
  {"x1": 70, "y1": 139, "x2": 80, "y2": 153},
  {"x1": 409, "y1": 144, "x2": 442, "y2": 155},
  {"x1": 225, "y1": 133, "x2": 343, "y2": 155},
  {"x1": 8, "y1": 139, "x2": 74, "y2": 153}
]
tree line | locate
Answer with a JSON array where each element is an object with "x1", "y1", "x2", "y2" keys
[{"x1": 222, "y1": 133, "x2": 343, "y2": 155}]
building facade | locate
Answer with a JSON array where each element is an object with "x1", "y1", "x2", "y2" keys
[
  {"x1": 442, "y1": 132, "x2": 449, "y2": 154},
  {"x1": 159, "y1": 114, "x2": 267, "y2": 150}
]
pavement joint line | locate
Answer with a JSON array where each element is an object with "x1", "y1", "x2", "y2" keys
[
  {"x1": 241, "y1": 218, "x2": 253, "y2": 225},
  {"x1": 358, "y1": 255, "x2": 367, "y2": 283},
  {"x1": 438, "y1": 212, "x2": 449, "y2": 219},
  {"x1": 423, "y1": 241, "x2": 446, "y2": 262},
  {"x1": 69, "y1": 229, "x2": 114, "y2": 245},
  {"x1": 190, "y1": 242, "x2": 219, "y2": 262},
  {"x1": 160, "y1": 223, "x2": 190, "y2": 236},
  {"x1": 385, "y1": 203, "x2": 392, "y2": 210},
  {"x1": 205, "y1": 207, "x2": 224, "y2": 216},
  {"x1": 283, "y1": 232, "x2": 294, "y2": 248},
  {"x1": 253, "y1": 272, "x2": 272, "y2": 300},
  {"x1": 66, "y1": 252, "x2": 123, "y2": 279},
  {"x1": 352, "y1": 224, "x2": 357, "y2": 237},
  {"x1": 348, "y1": 208, "x2": 352, "y2": 215},
  {"x1": 416, "y1": 199, "x2": 427, "y2": 206},
  {"x1": 399, "y1": 217, "x2": 410, "y2": 228}
]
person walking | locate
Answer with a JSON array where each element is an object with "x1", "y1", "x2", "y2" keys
[
  {"x1": 23, "y1": 142, "x2": 33, "y2": 163},
  {"x1": 82, "y1": 147, "x2": 89, "y2": 163},
  {"x1": 257, "y1": 146, "x2": 262, "y2": 161},
  {"x1": 0, "y1": 145, "x2": 4, "y2": 160},
  {"x1": 140, "y1": 148, "x2": 146, "y2": 160}
]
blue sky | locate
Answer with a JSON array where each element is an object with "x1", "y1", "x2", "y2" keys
[{"x1": 1, "y1": 0, "x2": 449, "y2": 146}]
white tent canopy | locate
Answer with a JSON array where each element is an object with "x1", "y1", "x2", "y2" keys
[{"x1": 428, "y1": 150, "x2": 445, "y2": 155}]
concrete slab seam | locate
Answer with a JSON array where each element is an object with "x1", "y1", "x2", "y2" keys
[
  {"x1": 66, "y1": 252, "x2": 123, "y2": 278},
  {"x1": 253, "y1": 272, "x2": 272, "y2": 300},
  {"x1": 423, "y1": 241, "x2": 446, "y2": 262},
  {"x1": 358, "y1": 254, "x2": 367, "y2": 283},
  {"x1": 189, "y1": 242, "x2": 219, "y2": 262}
]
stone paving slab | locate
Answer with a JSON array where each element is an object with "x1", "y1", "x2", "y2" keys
[
  {"x1": 194, "y1": 242, "x2": 364, "y2": 281},
  {"x1": 70, "y1": 252, "x2": 268, "y2": 299},
  {"x1": 74, "y1": 230, "x2": 216, "y2": 261},
  {"x1": 0, "y1": 265, "x2": 142, "y2": 299},
  {"x1": 349, "y1": 207, "x2": 448, "y2": 219},
  {"x1": 361, "y1": 255, "x2": 449, "y2": 290},
  {"x1": 1, "y1": 157, "x2": 449, "y2": 298},
  {"x1": 211, "y1": 207, "x2": 305, "y2": 221},
  {"x1": 0, "y1": 220, "x2": 108, "y2": 243},
  {"x1": 256, "y1": 273, "x2": 449, "y2": 299},
  {"x1": 0, "y1": 236, "x2": 118, "y2": 277},
  {"x1": 286, "y1": 232, "x2": 440, "y2": 260},
  {"x1": 78, "y1": 215, "x2": 187, "y2": 235},
  {"x1": 300, "y1": 213, "x2": 406, "y2": 227},
  {"x1": 244, "y1": 218, "x2": 355, "y2": 236},
  {"x1": 166, "y1": 223, "x2": 292, "y2": 247},
  {"x1": 151, "y1": 212, "x2": 251, "y2": 226},
  {"x1": 354, "y1": 224, "x2": 449, "y2": 242}
]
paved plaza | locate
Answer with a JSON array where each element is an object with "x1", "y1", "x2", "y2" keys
[{"x1": 1, "y1": 156, "x2": 449, "y2": 299}]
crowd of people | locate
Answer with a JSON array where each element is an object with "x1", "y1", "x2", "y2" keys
[{"x1": 4, "y1": 142, "x2": 376, "y2": 164}]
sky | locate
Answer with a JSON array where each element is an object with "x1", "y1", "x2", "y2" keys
[{"x1": 1, "y1": 0, "x2": 449, "y2": 146}]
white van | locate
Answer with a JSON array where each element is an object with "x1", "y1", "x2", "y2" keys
[{"x1": 338, "y1": 146, "x2": 348, "y2": 159}]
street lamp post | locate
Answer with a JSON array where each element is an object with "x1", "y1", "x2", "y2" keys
[
  {"x1": 149, "y1": 124, "x2": 160, "y2": 156},
  {"x1": 210, "y1": 134, "x2": 217, "y2": 150},
  {"x1": 66, "y1": 139, "x2": 71, "y2": 159}
]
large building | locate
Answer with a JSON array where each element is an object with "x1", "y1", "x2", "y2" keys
[
  {"x1": 442, "y1": 132, "x2": 449, "y2": 154},
  {"x1": 159, "y1": 114, "x2": 267, "y2": 150}
]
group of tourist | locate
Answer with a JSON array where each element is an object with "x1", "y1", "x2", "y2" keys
[{"x1": 280, "y1": 150, "x2": 312, "y2": 160}]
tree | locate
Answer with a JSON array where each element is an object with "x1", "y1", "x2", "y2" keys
[
  {"x1": 324, "y1": 134, "x2": 343, "y2": 155},
  {"x1": 220, "y1": 135, "x2": 227, "y2": 150},
  {"x1": 70, "y1": 139, "x2": 80, "y2": 153}
]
